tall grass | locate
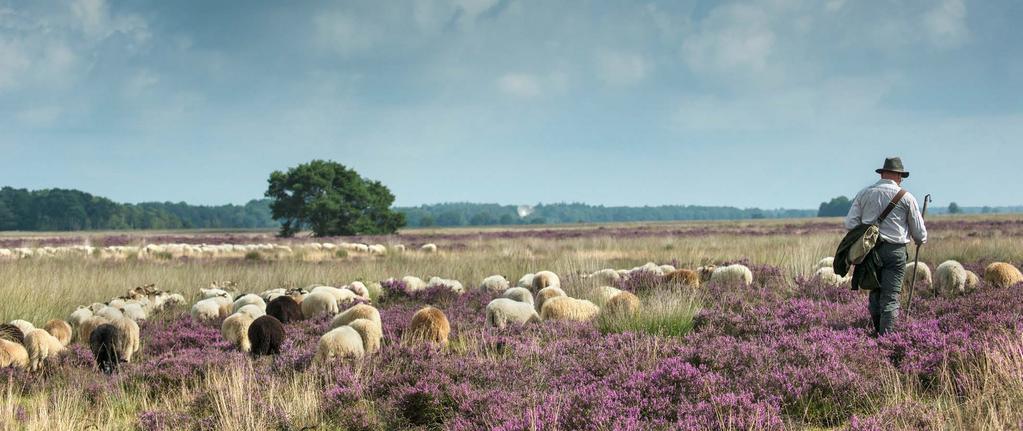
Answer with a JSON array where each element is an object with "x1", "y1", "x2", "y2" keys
[{"x1": 597, "y1": 287, "x2": 702, "y2": 337}]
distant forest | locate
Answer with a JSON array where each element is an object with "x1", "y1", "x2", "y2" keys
[{"x1": 0, "y1": 186, "x2": 1017, "y2": 232}]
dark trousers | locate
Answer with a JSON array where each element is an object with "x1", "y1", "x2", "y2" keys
[{"x1": 869, "y1": 242, "x2": 907, "y2": 335}]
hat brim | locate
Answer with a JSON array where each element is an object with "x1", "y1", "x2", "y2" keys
[{"x1": 876, "y1": 169, "x2": 909, "y2": 178}]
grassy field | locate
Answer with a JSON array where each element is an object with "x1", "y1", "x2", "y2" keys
[{"x1": 1, "y1": 215, "x2": 1022, "y2": 430}]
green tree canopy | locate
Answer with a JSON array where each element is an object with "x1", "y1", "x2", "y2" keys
[
  {"x1": 264, "y1": 160, "x2": 405, "y2": 237},
  {"x1": 817, "y1": 196, "x2": 853, "y2": 217},
  {"x1": 948, "y1": 202, "x2": 961, "y2": 214}
]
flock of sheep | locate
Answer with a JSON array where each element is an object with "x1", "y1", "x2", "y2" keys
[
  {"x1": 814, "y1": 257, "x2": 1023, "y2": 294},
  {"x1": 0, "y1": 241, "x2": 439, "y2": 261}
]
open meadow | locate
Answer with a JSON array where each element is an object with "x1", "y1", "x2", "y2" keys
[{"x1": 2, "y1": 215, "x2": 1023, "y2": 430}]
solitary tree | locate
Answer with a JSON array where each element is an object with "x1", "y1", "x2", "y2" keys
[
  {"x1": 265, "y1": 160, "x2": 405, "y2": 237},
  {"x1": 817, "y1": 196, "x2": 853, "y2": 217},
  {"x1": 948, "y1": 202, "x2": 961, "y2": 214}
]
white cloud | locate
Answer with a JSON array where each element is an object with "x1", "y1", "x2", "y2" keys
[
  {"x1": 71, "y1": 0, "x2": 149, "y2": 44},
  {"x1": 596, "y1": 50, "x2": 649, "y2": 86},
  {"x1": 0, "y1": 39, "x2": 31, "y2": 90},
  {"x1": 681, "y1": 4, "x2": 776, "y2": 80},
  {"x1": 923, "y1": 0, "x2": 968, "y2": 48},
  {"x1": 497, "y1": 73, "x2": 541, "y2": 98}
]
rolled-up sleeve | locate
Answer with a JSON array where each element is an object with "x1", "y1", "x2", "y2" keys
[
  {"x1": 843, "y1": 192, "x2": 863, "y2": 230},
  {"x1": 907, "y1": 195, "x2": 928, "y2": 244}
]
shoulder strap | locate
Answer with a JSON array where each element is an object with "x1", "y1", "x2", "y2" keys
[{"x1": 877, "y1": 189, "x2": 907, "y2": 224}]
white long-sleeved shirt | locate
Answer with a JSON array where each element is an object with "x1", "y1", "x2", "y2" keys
[{"x1": 843, "y1": 179, "x2": 928, "y2": 245}]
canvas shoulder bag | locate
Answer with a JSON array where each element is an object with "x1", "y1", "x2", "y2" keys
[{"x1": 847, "y1": 189, "x2": 907, "y2": 266}]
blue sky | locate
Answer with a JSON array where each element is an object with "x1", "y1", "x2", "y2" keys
[{"x1": 1, "y1": 0, "x2": 1021, "y2": 208}]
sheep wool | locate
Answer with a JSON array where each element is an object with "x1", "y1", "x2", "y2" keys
[
  {"x1": 659, "y1": 264, "x2": 677, "y2": 274},
  {"x1": 408, "y1": 306, "x2": 450, "y2": 347},
  {"x1": 984, "y1": 262, "x2": 1023, "y2": 289},
  {"x1": 903, "y1": 262, "x2": 932, "y2": 289},
  {"x1": 301, "y1": 291, "x2": 341, "y2": 319},
  {"x1": 480, "y1": 275, "x2": 511, "y2": 293},
  {"x1": 710, "y1": 264, "x2": 753, "y2": 286},
  {"x1": 486, "y1": 298, "x2": 541, "y2": 329},
  {"x1": 531, "y1": 271, "x2": 561, "y2": 292},
  {"x1": 346, "y1": 282, "x2": 371, "y2": 300},
  {"x1": 236, "y1": 304, "x2": 266, "y2": 320},
  {"x1": 534, "y1": 286, "x2": 567, "y2": 312},
  {"x1": 588, "y1": 269, "x2": 620, "y2": 284},
  {"x1": 604, "y1": 291, "x2": 641, "y2": 317},
  {"x1": 540, "y1": 297, "x2": 600, "y2": 322},
  {"x1": 814, "y1": 267, "x2": 850, "y2": 287},
  {"x1": 314, "y1": 326, "x2": 365, "y2": 363},
  {"x1": 112, "y1": 317, "x2": 141, "y2": 363},
  {"x1": 122, "y1": 303, "x2": 148, "y2": 322},
  {"x1": 0, "y1": 339, "x2": 28, "y2": 369},
  {"x1": 68, "y1": 307, "x2": 94, "y2": 330},
  {"x1": 96, "y1": 306, "x2": 125, "y2": 322},
  {"x1": 420, "y1": 243, "x2": 438, "y2": 253},
  {"x1": 665, "y1": 269, "x2": 701, "y2": 288},
  {"x1": 501, "y1": 287, "x2": 535, "y2": 305},
  {"x1": 697, "y1": 266, "x2": 717, "y2": 283},
  {"x1": 817, "y1": 257, "x2": 835, "y2": 270},
  {"x1": 331, "y1": 304, "x2": 383, "y2": 331},
  {"x1": 9, "y1": 320, "x2": 35, "y2": 337},
  {"x1": 516, "y1": 273, "x2": 535, "y2": 289},
  {"x1": 43, "y1": 319, "x2": 72, "y2": 347},
  {"x1": 965, "y1": 270, "x2": 980, "y2": 290},
  {"x1": 592, "y1": 286, "x2": 623, "y2": 305},
  {"x1": 191, "y1": 298, "x2": 225, "y2": 323},
  {"x1": 348, "y1": 318, "x2": 382, "y2": 354},
  {"x1": 248, "y1": 315, "x2": 286, "y2": 356},
  {"x1": 77, "y1": 316, "x2": 111, "y2": 346},
  {"x1": 267, "y1": 296, "x2": 303, "y2": 324},
  {"x1": 89, "y1": 324, "x2": 122, "y2": 374},
  {"x1": 0, "y1": 323, "x2": 25, "y2": 345},
  {"x1": 221, "y1": 313, "x2": 255, "y2": 352},
  {"x1": 934, "y1": 260, "x2": 968, "y2": 296},
  {"x1": 402, "y1": 276, "x2": 428, "y2": 293},
  {"x1": 232, "y1": 294, "x2": 267, "y2": 314},
  {"x1": 428, "y1": 277, "x2": 464, "y2": 294},
  {"x1": 25, "y1": 329, "x2": 64, "y2": 372}
]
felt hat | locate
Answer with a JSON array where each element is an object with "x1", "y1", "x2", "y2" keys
[{"x1": 876, "y1": 157, "x2": 909, "y2": 178}]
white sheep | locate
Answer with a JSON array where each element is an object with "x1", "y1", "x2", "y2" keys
[
  {"x1": 540, "y1": 297, "x2": 600, "y2": 322},
  {"x1": 10, "y1": 320, "x2": 35, "y2": 336},
  {"x1": 166, "y1": 293, "x2": 187, "y2": 307},
  {"x1": 814, "y1": 267, "x2": 850, "y2": 287},
  {"x1": 587, "y1": 269, "x2": 620, "y2": 284},
  {"x1": 112, "y1": 317, "x2": 141, "y2": 363},
  {"x1": 592, "y1": 286, "x2": 623, "y2": 305},
  {"x1": 427, "y1": 277, "x2": 464, "y2": 294},
  {"x1": 68, "y1": 307, "x2": 93, "y2": 330},
  {"x1": 122, "y1": 303, "x2": 148, "y2": 321},
  {"x1": 368, "y1": 244, "x2": 387, "y2": 256},
  {"x1": 420, "y1": 243, "x2": 438, "y2": 253},
  {"x1": 658, "y1": 264, "x2": 677, "y2": 274},
  {"x1": 96, "y1": 306, "x2": 125, "y2": 321},
  {"x1": 710, "y1": 264, "x2": 753, "y2": 286},
  {"x1": 331, "y1": 303, "x2": 382, "y2": 330},
  {"x1": 516, "y1": 273, "x2": 535, "y2": 289},
  {"x1": 628, "y1": 262, "x2": 665, "y2": 276},
  {"x1": 345, "y1": 282, "x2": 371, "y2": 300},
  {"x1": 348, "y1": 318, "x2": 382, "y2": 354},
  {"x1": 314, "y1": 326, "x2": 365, "y2": 363},
  {"x1": 480, "y1": 275, "x2": 511, "y2": 293},
  {"x1": 500, "y1": 287, "x2": 534, "y2": 305},
  {"x1": 817, "y1": 257, "x2": 835, "y2": 269},
  {"x1": 402, "y1": 276, "x2": 428, "y2": 292},
  {"x1": 534, "y1": 286, "x2": 567, "y2": 312},
  {"x1": 25, "y1": 329, "x2": 64, "y2": 372},
  {"x1": 200, "y1": 287, "x2": 233, "y2": 300},
  {"x1": 302, "y1": 291, "x2": 340, "y2": 319},
  {"x1": 934, "y1": 260, "x2": 968, "y2": 296},
  {"x1": 486, "y1": 298, "x2": 541, "y2": 329},
  {"x1": 221, "y1": 313, "x2": 254, "y2": 352},
  {"x1": 310, "y1": 285, "x2": 358, "y2": 304},
  {"x1": 232, "y1": 294, "x2": 267, "y2": 314},
  {"x1": 903, "y1": 262, "x2": 932, "y2": 289},
  {"x1": 191, "y1": 298, "x2": 227, "y2": 322},
  {"x1": 235, "y1": 304, "x2": 266, "y2": 320},
  {"x1": 259, "y1": 288, "x2": 287, "y2": 303},
  {"x1": 531, "y1": 271, "x2": 561, "y2": 291},
  {"x1": 392, "y1": 244, "x2": 406, "y2": 253}
]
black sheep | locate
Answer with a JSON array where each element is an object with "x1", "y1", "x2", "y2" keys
[
  {"x1": 248, "y1": 315, "x2": 285, "y2": 356},
  {"x1": 0, "y1": 323, "x2": 25, "y2": 345},
  {"x1": 89, "y1": 323, "x2": 123, "y2": 374},
  {"x1": 266, "y1": 296, "x2": 303, "y2": 324}
]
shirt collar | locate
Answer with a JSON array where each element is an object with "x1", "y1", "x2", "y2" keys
[{"x1": 875, "y1": 179, "x2": 898, "y2": 186}]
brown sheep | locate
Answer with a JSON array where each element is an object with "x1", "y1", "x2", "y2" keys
[
  {"x1": 534, "y1": 286, "x2": 567, "y2": 312},
  {"x1": 696, "y1": 265, "x2": 717, "y2": 283},
  {"x1": 604, "y1": 291, "x2": 640, "y2": 317},
  {"x1": 0, "y1": 323, "x2": 25, "y2": 345},
  {"x1": 25, "y1": 329, "x2": 64, "y2": 372},
  {"x1": 984, "y1": 262, "x2": 1023, "y2": 289},
  {"x1": 530, "y1": 271, "x2": 560, "y2": 292},
  {"x1": 665, "y1": 269, "x2": 700, "y2": 288},
  {"x1": 407, "y1": 306, "x2": 450, "y2": 347},
  {"x1": 43, "y1": 319, "x2": 73, "y2": 347},
  {"x1": 965, "y1": 270, "x2": 980, "y2": 290},
  {"x1": 0, "y1": 339, "x2": 29, "y2": 369},
  {"x1": 112, "y1": 317, "x2": 141, "y2": 363},
  {"x1": 331, "y1": 304, "x2": 382, "y2": 330},
  {"x1": 540, "y1": 297, "x2": 600, "y2": 322}
]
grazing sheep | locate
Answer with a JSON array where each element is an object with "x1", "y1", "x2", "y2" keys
[
  {"x1": 420, "y1": 243, "x2": 438, "y2": 253},
  {"x1": 166, "y1": 293, "x2": 187, "y2": 307},
  {"x1": 314, "y1": 326, "x2": 365, "y2": 363},
  {"x1": 516, "y1": 273, "x2": 535, "y2": 289},
  {"x1": 480, "y1": 275, "x2": 511, "y2": 293},
  {"x1": 408, "y1": 306, "x2": 450, "y2": 347},
  {"x1": 665, "y1": 269, "x2": 701, "y2": 288},
  {"x1": 934, "y1": 260, "x2": 968, "y2": 296},
  {"x1": 368, "y1": 244, "x2": 387, "y2": 255},
  {"x1": 221, "y1": 313, "x2": 254, "y2": 352},
  {"x1": 402, "y1": 276, "x2": 428, "y2": 292},
  {"x1": 348, "y1": 318, "x2": 382, "y2": 353},
  {"x1": 311, "y1": 285, "x2": 359, "y2": 304},
  {"x1": 122, "y1": 303, "x2": 147, "y2": 322},
  {"x1": 696, "y1": 265, "x2": 717, "y2": 283},
  {"x1": 984, "y1": 262, "x2": 1023, "y2": 289},
  {"x1": 68, "y1": 307, "x2": 94, "y2": 330},
  {"x1": 266, "y1": 296, "x2": 303, "y2": 324},
  {"x1": 0, "y1": 323, "x2": 25, "y2": 345},
  {"x1": 0, "y1": 339, "x2": 29, "y2": 369},
  {"x1": 966, "y1": 270, "x2": 980, "y2": 290},
  {"x1": 588, "y1": 269, "x2": 621, "y2": 284},
  {"x1": 88, "y1": 302, "x2": 106, "y2": 313},
  {"x1": 540, "y1": 297, "x2": 600, "y2": 322},
  {"x1": 89, "y1": 324, "x2": 122, "y2": 374},
  {"x1": 191, "y1": 298, "x2": 227, "y2": 322},
  {"x1": 43, "y1": 319, "x2": 72, "y2": 347},
  {"x1": 331, "y1": 304, "x2": 383, "y2": 330},
  {"x1": 501, "y1": 287, "x2": 535, "y2": 305},
  {"x1": 592, "y1": 286, "x2": 623, "y2": 305},
  {"x1": 25, "y1": 329, "x2": 64, "y2": 372},
  {"x1": 259, "y1": 288, "x2": 287, "y2": 303},
  {"x1": 232, "y1": 294, "x2": 267, "y2": 314},
  {"x1": 531, "y1": 271, "x2": 560, "y2": 291},
  {"x1": 903, "y1": 262, "x2": 933, "y2": 289},
  {"x1": 604, "y1": 291, "x2": 641, "y2": 317},
  {"x1": 427, "y1": 277, "x2": 465, "y2": 294},
  {"x1": 534, "y1": 286, "x2": 567, "y2": 312},
  {"x1": 817, "y1": 257, "x2": 835, "y2": 269},
  {"x1": 9, "y1": 320, "x2": 35, "y2": 336},
  {"x1": 709, "y1": 264, "x2": 753, "y2": 286},
  {"x1": 112, "y1": 317, "x2": 141, "y2": 363},
  {"x1": 301, "y1": 291, "x2": 340, "y2": 319},
  {"x1": 96, "y1": 306, "x2": 125, "y2": 321},
  {"x1": 658, "y1": 264, "x2": 677, "y2": 274},
  {"x1": 486, "y1": 298, "x2": 541, "y2": 329},
  {"x1": 235, "y1": 303, "x2": 266, "y2": 320},
  {"x1": 77, "y1": 316, "x2": 111, "y2": 346},
  {"x1": 200, "y1": 287, "x2": 233, "y2": 300},
  {"x1": 248, "y1": 316, "x2": 286, "y2": 356},
  {"x1": 345, "y1": 282, "x2": 370, "y2": 300},
  {"x1": 392, "y1": 244, "x2": 406, "y2": 253},
  {"x1": 814, "y1": 267, "x2": 851, "y2": 287}
]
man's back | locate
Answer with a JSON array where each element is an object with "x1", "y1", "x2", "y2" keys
[{"x1": 844, "y1": 179, "x2": 927, "y2": 245}]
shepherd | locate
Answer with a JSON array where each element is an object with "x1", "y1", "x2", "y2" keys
[{"x1": 835, "y1": 157, "x2": 928, "y2": 336}]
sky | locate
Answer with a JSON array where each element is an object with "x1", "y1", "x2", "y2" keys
[{"x1": 1, "y1": 0, "x2": 1021, "y2": 209}]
